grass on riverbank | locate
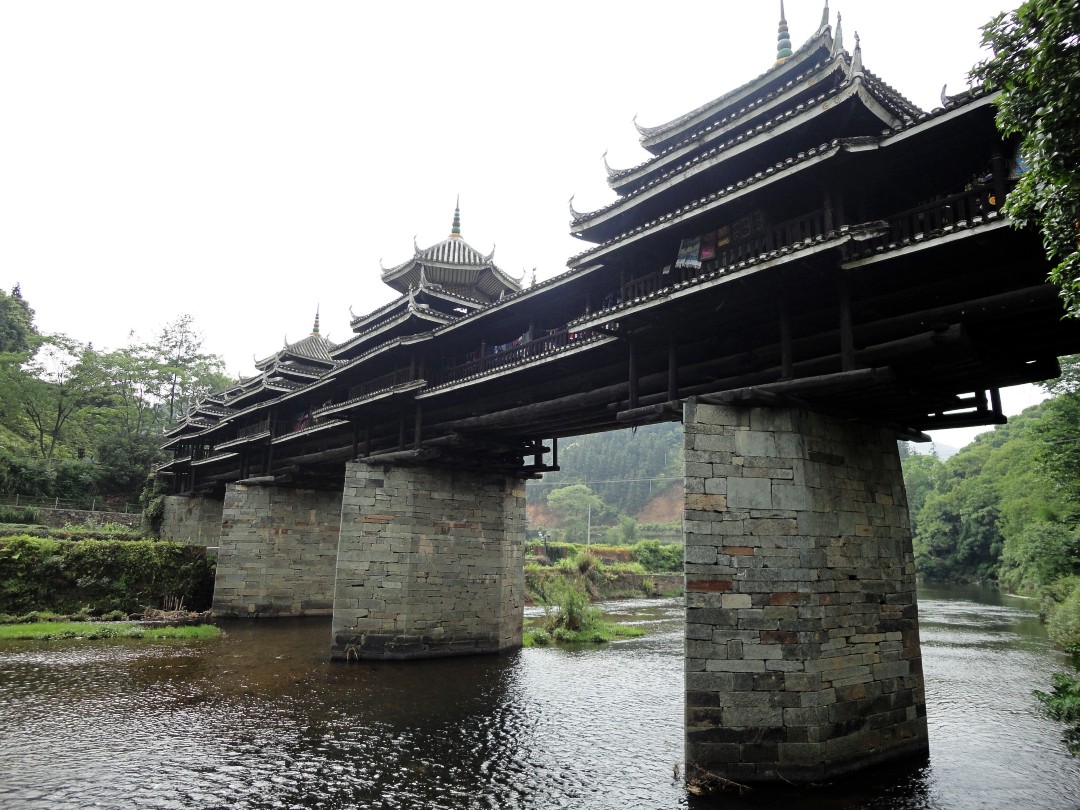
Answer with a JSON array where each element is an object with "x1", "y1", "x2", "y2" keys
[
  {"x1": 0, "y1": 621, "x2": 222, "y2": 641},
  {"x1": 523, "y1": 622, "x2": 644, "y2": 647},
  {"x1": 524, "y1": 567, "x2": 648, "y2": 647}
]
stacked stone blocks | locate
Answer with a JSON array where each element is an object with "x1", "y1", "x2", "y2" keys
[
  {"x1": 161, "y1": 494, "x2": 224, "y2": 547},
  {"x1": 213, "y1": 484, "x2": 342, "y2": 616},
  {"x1": 331, "y1": 462, "x2": 525, "y2": 660},
  {"x1": 684, "y1": 400, "x2": 928, "y2": 784}
]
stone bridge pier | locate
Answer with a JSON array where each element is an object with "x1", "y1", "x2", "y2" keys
[
  {"x1": 330, "y1": 462, "x2": 525, "y2": 660},
  {"x1": 682, "y1": 399, "x2": 928, "y2": 783},
  {"x1": 212, "y1": 483, "x2": 342, "y2": 616}
]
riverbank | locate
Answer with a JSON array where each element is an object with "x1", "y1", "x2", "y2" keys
[{"x1": 0, "y1": 621, "x2": 221, "y2": 641}]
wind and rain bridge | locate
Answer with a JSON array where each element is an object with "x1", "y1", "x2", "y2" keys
[{"x1": 158, "y1": 4, "x2": 1080, "y2": 785}]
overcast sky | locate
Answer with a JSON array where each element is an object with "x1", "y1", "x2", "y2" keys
[{"x1": 2, "y1": 0, "x2": 1032, "y2": 449}]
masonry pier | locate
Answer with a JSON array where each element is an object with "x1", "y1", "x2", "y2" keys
[
  {"x1": 330, "y1": 462, "x2": 526, "y2": 660},
  {"x1": 682, "y1": 400, "x2": 928, "y2": 783},
  {"x1": 211, "y1": 484, "x2": 341, "y2": 616}
]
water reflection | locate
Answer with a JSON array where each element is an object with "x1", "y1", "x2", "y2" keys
[{"x1": 0, "y1": 590, "x2": 1077, "y2": 809}]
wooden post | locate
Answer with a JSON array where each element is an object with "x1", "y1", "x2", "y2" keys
[
  {"x1": 780, "y1": 293, "x2": 794, "y2": 379},
  {"x1": 838, "y1": 276, "x2": 855, "y2": 371},
  {"x1": 668, "y1": 335, "x2": 678, "y2": 401},
  {"x1": 628, "y1": 338, "x2": 640, "y2": 410},
  {"x1": 990, "y1": 152, "x2": 1008, "y2": 209},
  {"x1": 413, "y1": 404, "x2": 423, "y2": 451}
]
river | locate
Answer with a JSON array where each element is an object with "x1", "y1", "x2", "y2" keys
[{"x1": 0, "y1": 585, "x2": 1077, "y2": 809}]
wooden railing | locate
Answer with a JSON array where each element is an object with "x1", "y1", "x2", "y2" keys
[
  {"x1": 618, "y1": 209, "x2": 829, "y2": 304},
  {"x1": 435, "y1": 327, "x2": 594, "y2": 386},
  {"x1": 885, "y1": 184, "x2": 997, "y2": 242},
  {"x1": 348, "y1": 367, "x2": 416, "y2": 401},
  {"x1": 236, "y1": 418, "x2": 270, "y2": 439},
  {"x1": 850, "y1": 184, "x2": 1000, "y2": 258}
]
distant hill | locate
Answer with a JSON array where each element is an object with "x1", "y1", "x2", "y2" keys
[{"x1": 527, "y1": 422, "x2": 683, "y2": 519}]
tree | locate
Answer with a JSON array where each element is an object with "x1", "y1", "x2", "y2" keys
[
  {"x1": 971, "y1": 2, "x2": 1080, "y2": 312},
  {"x1": 152, "y1": 314, "x2": 227, "y2": 422},
  {"x1": 546, "y1": 484, "x2": 605, "y2": 543},
  {"x1": 0, "y1": 284, "x2": 36, "y2": 355},
  {"x1": 15, "y1": 336, "x2": 108, "y2": 459}
]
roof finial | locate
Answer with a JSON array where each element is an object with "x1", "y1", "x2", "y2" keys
[
  {"x1": 848, "y1": 31, "x2": 863, "y2": 77},
  {"x1": 820, "y1": 1, "x2": 830, "y2": 31},
  {"x1": 831, "y1": 13, "x2": 844, "y2": 57},
  {"x1": 776, "y1": 1, "x2": 793, "y2": 65},
  {"x1": 312, "y1": 305, "x2": 320, "y2": 336},
  {"x1": 450, "y1": 195, "x2": 462, "y2": 238}
]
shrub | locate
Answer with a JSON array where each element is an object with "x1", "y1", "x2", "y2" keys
[
  {"x1": 0, "y1": 506, "x2": 38, "y2": 525},
  {"x1": 630, "y1": 539, "x2": 683, "y2": 572},
  {"x1": 1046, "y1": 577, "x2": 1080, "y2": 659},
  {"x1": 0, "y1": 536, "x2": 215, "y2": 615},
  {"x1": 543, "y1": 576, "x2": 599, "y2": 633}
]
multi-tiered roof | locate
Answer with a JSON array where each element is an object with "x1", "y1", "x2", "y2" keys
[{"x1": 161, "y1": 4, "x2": 1074, "y2": 492}]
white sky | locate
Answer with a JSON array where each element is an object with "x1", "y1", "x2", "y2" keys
[{"x1": 1, "y1": 0, "x2": 1026, "y2": 449}]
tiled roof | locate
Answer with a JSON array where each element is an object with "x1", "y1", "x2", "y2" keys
[{"x1": 634, "y1": 23, "x2": 833, "y2": 145}]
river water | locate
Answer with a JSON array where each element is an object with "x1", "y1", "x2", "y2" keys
[{"x1": 0, "y1": 586, "x2": 1077, "y2": 809}]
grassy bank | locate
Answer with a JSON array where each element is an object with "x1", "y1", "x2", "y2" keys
[
  {"x1": 0, "y1": 621, "x2": 221, "y2": 641},
  {"x1": 0, "y1": 534, "x2": 215, "y2": 615}
]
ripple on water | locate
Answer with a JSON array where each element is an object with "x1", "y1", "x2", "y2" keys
[{"x1": 1, "y1": 595, "x2": 1079, "y2": 809}]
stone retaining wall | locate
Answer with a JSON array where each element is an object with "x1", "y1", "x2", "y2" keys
[
  {"x1": 27, "y1": 509, "x2": 141, "y2": 529},
  {"x1": 683, "y1": 400, "x2": 928, "y2": 784}
]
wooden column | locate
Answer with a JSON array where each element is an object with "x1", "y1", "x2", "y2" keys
[
  {"x1": 628, "y1": 338, "x2": 640, "y2": 410},
  {"x1": 780, "y1": 294, "x2": 794, "y2": 379},
  {"x1": 838, "y1": 276, "x2": 855, "y2": 371},
  {"x1": 667, "y1": 335, "x2": 679, "y2": 401}
]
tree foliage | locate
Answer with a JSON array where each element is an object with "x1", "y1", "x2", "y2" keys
[
  {"x1": 971, "y1": 1, "x2": 1080, "y2": 312},
  {"x1": 0, "y1": 284, "x2": 228, "y2": 500}
]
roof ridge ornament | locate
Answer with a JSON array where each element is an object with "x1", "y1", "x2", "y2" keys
[
  {"x1": 632, "y1": 113, "x2": 648, "y2": 136},
  {"x1": 450, "y1": 195, "x2": 462, "y2": 238},
  {"x1": 485, "y1": 244, "x2": 496, "y2": 263},
  {"x1": 775, "y1": 1, "x2": 793, "y2": 65},
  {"x1": 831, "y1": 13, "x2": 844, "y2": 58},
  {"x1": 569, "y1": 194, "x2": 582, "y2": 219},
  {"x1": 413, "y1": 235, "x2": 422, "y2": 257},
  {"x1": 819, "y1": 0, "x2": 830, "y2": 31},
  {"x1": 419, "y1": 266, "x2": 428, "y2": 288},
  {"x1": 847, "y1": 31, "x2": 863, "y2": 78},
  {"x1": 602, "y1": 150, "x2": 620, "y2": 179},
  {"x1": 312, "y1": 305, "x2": 320, "y2": 337}
]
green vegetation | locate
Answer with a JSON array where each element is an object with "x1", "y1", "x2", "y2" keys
[
  {"x1": 528, "y1": 422, "x2": 683, "y2": 544},
  {"x1": 904, "y1": 356, "x2": 1080, "y2": 754},
  {"x1": 524, "y1": 540, "x2": 683, "y2": 604},
  {"x1": 524, "y1": 572, "x2": 646, "y2": 647},
  {"x1": 971, "y1": 1, "x2": 1080, "y2": 314},
  {"x1": 0, "y1": 621, "x2": 221, "y2": 641},
  {"x1": 0, "y1": 535, "x2": 215, "y2": 615},
  {"x1": 0, "y1": 283, "x2": 231, "y2": 507}
]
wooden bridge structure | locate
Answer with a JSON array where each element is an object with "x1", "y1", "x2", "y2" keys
[{"x1": 159, "y1": 5, "x2": 1079, "y2": 787}]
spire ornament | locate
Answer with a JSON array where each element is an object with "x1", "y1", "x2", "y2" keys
[
  {"x1": 831, "y1": 13, "x2": 844, "y2": 58},
  {"x1": 820, "y1": 0, "x2": 830, "y2": 31},
  {"x1": 847, "y1": 31, "x2": 863, "y2": 77},
  {"x1": 312, "y1": 306, "x2": 321, "y2": 336},
  {"x1": 450, "y1": 195, "x2": 462, "y2": 237},
  {"x1": 776, "y1": 1, "x2": 793, "y2": 64}
]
